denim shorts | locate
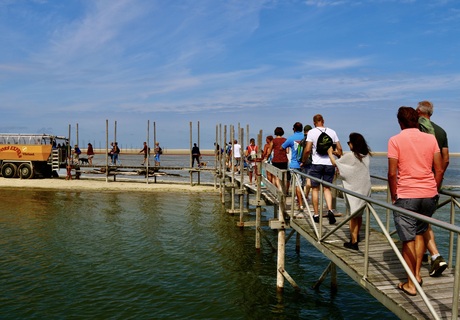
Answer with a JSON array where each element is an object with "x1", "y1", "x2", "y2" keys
[
  {"x1": 393, "y1": 195, "x2": 439, "y2": 242},
  {"x1": 309, "y1": 164, "x2": 335, "y2": 187},
  {"x1": 300, "y1": 164, "x2": 312, "y2": 187}
]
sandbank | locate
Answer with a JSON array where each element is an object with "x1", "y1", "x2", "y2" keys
[{"x1": 0, "y1": 177, "x2": 218, "y2": 193}]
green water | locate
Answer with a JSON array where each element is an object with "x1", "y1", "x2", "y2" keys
[{"x1": 0, "y1": 188, "x2": 397, "y2": 319}]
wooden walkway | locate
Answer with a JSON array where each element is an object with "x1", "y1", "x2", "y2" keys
[
  {"x1": 289, "y1": 214, "x2": 458, "y2": 319},
  {"x1": 222, "y1": 170, "x2": 460, "y2": 319}
]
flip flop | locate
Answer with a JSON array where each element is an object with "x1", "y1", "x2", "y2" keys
[{"x1": 398, "y1": 282, "x2": 417, "y2": 296}]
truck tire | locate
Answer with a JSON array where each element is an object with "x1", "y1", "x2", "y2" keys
[
  {"x1": 18, "y1": 163, "x2": 34, "y2": 179},
  {"x1": 1, "y1": 163, "x2": 17, "y2": 178}
]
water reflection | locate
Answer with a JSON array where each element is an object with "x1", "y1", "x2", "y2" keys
[{"x1": 0, "y1": 189, "x2": 397, "y2": 319}]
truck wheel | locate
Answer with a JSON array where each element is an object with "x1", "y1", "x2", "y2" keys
[
  {"x1": 18, "y1": 163, "x2": 34, "y2": 179},
  {"x1": 1, "y1": 163, "x2": 17, "y2": 178}
]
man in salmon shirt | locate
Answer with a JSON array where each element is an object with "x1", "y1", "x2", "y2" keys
[{"x1": 388, "y1": 106, "x2": 443, "y2": 296}]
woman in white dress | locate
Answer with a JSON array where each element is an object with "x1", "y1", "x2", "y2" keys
[{"x1": 328, "y1": 132, "x2": 372, "y2": 251}]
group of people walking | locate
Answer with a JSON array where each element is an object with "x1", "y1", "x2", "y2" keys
[
  {"x1": 237, "y1": 101, "x2": 449, "y2": 297},
  {"x1": 139, "y1": 141, "x2": 162, "y2": 166}
]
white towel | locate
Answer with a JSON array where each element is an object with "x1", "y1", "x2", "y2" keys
[{"x1": 335, "y1": 153, "x2": 371, "y2": 216}]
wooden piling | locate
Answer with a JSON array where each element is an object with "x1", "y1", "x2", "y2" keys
[{"x1": 255, "y1": 130, "x2": 263, "y2": 251}]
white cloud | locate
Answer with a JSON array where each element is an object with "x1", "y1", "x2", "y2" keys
[
  {"x1": 301, "y1": 57, "x2": 370, "y2": 70},
  {"x1": 305, "y1": 0, "x2": 348, "y2": 7}
]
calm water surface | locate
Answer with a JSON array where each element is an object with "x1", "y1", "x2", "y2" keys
[
  {"x1": 0, "y1": 188, "x2": 400, "y2": 319},
  {"x1": 2, "y1": 156, "x2": 459, "y2": 319}
]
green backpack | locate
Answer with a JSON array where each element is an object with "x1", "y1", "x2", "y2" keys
[
  {"x1": 296, "y1": 137, "x2": 307, "y2": 163},
  {"x1": 419, "y1": 117, "x2": 435, "y2": 135}
]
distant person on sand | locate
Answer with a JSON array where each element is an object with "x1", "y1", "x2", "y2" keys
[
  {"x1": 112, "y1": 142, "x2": 120, "y2": 165},
  {"x1": 154, "y1": 142, "x2": 162, "y2": 166},
  {"x1": 191, "y1": 143, "x2": 201, "y2": 168},
  {"x1": 108, "y1": 142, "x2": 114, "y2": 164},
  {"x1": 388, "y1": 106, "x2": 443, "y2": 296},
  {"x1": 65, "y1": 156, "x2": 72, "y2": 180},
  {"x1": 327, "y1": 132, "x2": 371, "y2": 251},
  {"x1": 140, "y1": 142, "x2": 149, "y2": 166},
  {"x1": 416, "y1": 100, "x2": 449, "y2": 277},
  {"x1": 73, "y1": 144, "x2": 81, "y2": 162},
  {"x1": 87, "y1": 143, "x2": 94, "y2": 165}
]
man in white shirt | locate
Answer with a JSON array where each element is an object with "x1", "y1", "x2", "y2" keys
[
  {"x1": 302, "y1": 114, "x2": 342, "y2": 224},
  {"x1": 231, "y1": 140, "x2": 242, "y2": 172}
]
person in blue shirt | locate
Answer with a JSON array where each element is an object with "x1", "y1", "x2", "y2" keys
[{"x1": 282, "y1": 122, "x2": 305, "y2": 211}]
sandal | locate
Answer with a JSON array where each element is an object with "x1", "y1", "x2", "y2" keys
[{"x1": 397, "y1": 282, "x2": 417, "y2": 296}]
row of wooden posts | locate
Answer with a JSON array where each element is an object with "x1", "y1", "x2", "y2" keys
[
  {"x1": 213, "y1": 123, "x2": 298, "y2": 292},
  {"x1": 67, "y1": 120, "x2": 205, "y2": 184}
]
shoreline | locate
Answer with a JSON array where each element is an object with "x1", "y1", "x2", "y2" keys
[{"x1": 0, "y1": 177, "x2": 218, "y2": 193}]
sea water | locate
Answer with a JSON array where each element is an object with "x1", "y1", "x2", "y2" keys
[{"x1": 1, "y1": 156, "x2": 458, "y2": 319}]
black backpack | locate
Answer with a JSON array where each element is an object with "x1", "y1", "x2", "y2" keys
[{"x1": 315, "y1": 128, "x2": 333, "y2": 156}]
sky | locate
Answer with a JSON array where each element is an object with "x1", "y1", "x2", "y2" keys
[{"x1": 1, "y1": 0, "x2": 459, "y2": 152}]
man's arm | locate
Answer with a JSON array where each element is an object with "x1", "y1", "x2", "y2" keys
[
  {"x1": 441, "y1": 147, "x2": 449, "y2": 173},
  {"x1": 388, "y1": 158, "x2": 398, "y2": 203},
  {"x1": 334, "y1": 141, "x2": 343, "y2": 158},
  {"x1": 301, "y1": 141, "x2": 313, "y2": 163},
  {"x1": 433, "y1": 152, "x2": 444, "y2": 191}
]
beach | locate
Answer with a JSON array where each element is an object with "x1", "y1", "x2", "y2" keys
[{"x1": 0, "y1": 176, "x2": 218, "y2": 193}]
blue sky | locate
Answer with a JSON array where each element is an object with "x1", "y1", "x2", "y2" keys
[{"x1": 1, "y1": 0, "x2": 459, "y2": 152}]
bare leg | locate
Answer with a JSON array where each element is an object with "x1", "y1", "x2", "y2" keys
[
  {"x1": 401, "y1": 240, "x2": 417, "y2": 294},
  {"x1": 423, "y1": 226, "x2": 439, "y2": 256},
  {"x1": 296, "y1": 186, "x2": 303, "y2": 207},
  {"x1": 324, "y1": 187, "x2": 333, "y2": 210},
  {"x1": 349, "y1": 217, "x2": 362, "y2": 244},
  {"x1": 304, "y1": 178, "x2": 311, "y2": 200},
  {"x1": 415, "y1": 233, "x2": 426, "y2": 284},
  {"x1": 312, "y1": 187, "x2": 319, "y2": 214}
]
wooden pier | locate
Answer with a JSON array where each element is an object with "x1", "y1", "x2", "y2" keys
[{"x1": 216, "y1": 146, "x2": 460, "y2": 319}]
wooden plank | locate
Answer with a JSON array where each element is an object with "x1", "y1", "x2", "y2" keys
[
  {"x1": 219, "y1": 166, "x2": 458, "y2": 319},
  {"x1": 287, "y1": 214, "x2": 457, "y2": 319}
]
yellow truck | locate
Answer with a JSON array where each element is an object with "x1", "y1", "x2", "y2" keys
[{"x1": 0, "y1": 134, "x2": 69, "y2": 179}]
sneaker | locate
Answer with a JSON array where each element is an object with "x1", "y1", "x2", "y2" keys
[
  {"x1": 299, "y1": 206, "x2": 304, "y2": 212},
  {"x1": 344, "y1": 241, "x2": 359, "y2": 251},
  {"x1": 327, "y1": 210, "x2": 336, "y2": 225},
  {"x1": 313, "y1": 215, "x2": 319, "y2": 223},
  {"x1": 430, "y1": 256, "x2": 447, "y2": 277}
]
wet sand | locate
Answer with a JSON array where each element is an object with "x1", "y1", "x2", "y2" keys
[{"x1": 0, "y1": 177, "x2": 218, "y2": 193}]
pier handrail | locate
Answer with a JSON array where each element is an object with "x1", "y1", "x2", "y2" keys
[{"x1": 288, "y1": 168, "x2": 460, "y2": 319}]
